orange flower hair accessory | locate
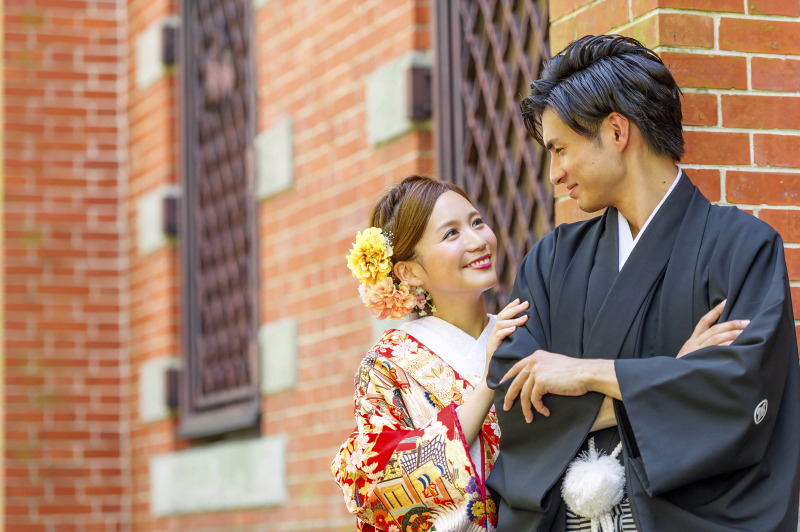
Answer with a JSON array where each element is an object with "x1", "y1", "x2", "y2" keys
[{"x1": 359, "y1": 278, "x2": 418, "y2": 320}]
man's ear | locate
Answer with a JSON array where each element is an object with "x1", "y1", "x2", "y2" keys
[
  {"x1": 606, "y1": 112, "x2": 630, "y2": 152},
  {"x1": 394, "y1": 261, "x2": 424, "y2": 287}
]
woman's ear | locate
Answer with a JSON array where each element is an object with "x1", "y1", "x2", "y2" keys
[{"x1": 394, "y1": 261, "x2": 424, "y2": 286}]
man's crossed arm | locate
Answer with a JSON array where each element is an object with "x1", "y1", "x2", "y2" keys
[{"x1": 499, "y1": 299, "x2": 749, "y2": 423}]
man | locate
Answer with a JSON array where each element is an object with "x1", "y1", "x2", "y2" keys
[{"x1": 486, "y1": 35, "x2": 800, "y2": 532}]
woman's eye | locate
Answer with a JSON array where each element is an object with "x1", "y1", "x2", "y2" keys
[
  {"x1": 472, "y1": 218, "x2": 484, "y2": 227},
  {"x1": 444, "y1": 229, "x2": 457, "y2": 239},
  {"x1": 555, "y1": 148, "x2": 563, "y2": 155}
]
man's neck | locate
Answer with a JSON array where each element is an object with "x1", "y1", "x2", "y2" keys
[{"x1": 614, "y1": 160, "x2": 680, "y2": 239}]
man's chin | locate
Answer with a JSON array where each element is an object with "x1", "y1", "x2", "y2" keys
[{"x1": 577, "y1": 200, "x2": 604, "y2": 215}]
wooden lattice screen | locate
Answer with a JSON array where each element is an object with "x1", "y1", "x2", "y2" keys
[
  {"x1": 179, "y1": 0, "x2": 260, "y2": 439},
  {"x1": 434, "y1": 0, "x2": 554, "y2": 312}
]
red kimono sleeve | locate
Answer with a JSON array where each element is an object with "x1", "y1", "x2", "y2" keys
[{"x1": 331, "y1": 359, "x2": 490, "y2": 531}]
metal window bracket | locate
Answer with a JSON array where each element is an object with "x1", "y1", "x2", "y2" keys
[{"x1": 407, "y1": 66, "x2": 432, "y2": 121}]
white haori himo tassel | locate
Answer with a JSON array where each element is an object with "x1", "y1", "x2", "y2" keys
[{"x1": 561, "y1": 437, "x2": 625, "y2": 532}]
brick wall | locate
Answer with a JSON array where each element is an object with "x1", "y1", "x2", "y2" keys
[
  {"x1": 122, "y1": 0, "x2": 433, "y2": 531},
  {"x1": 256, "y1": 1, "x2": 431, "y2": 530},
  {"x1": 549, "y1": 0, "x2": 800, "y2": 341},
  {"x1": 3, "y1": 0, "x2": 128, "y2": 529},
  {"x1": 9, "y1": 1, "x2": 795, "y2": 531},
  {"x1": 124, "y1": 0, "x2": 182, "y2": 530}
]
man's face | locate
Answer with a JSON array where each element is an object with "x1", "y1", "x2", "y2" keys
[{"x1": 542, "y1": 108, "x2": 623, "y2": 213}]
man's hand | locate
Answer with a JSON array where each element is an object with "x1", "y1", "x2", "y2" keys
[
  {"x1": 501, "y1": 351, "x2": 593, "y2": 423},
  {"x1": 499, "y1": 300, "x2": 748, "y2": 424}
]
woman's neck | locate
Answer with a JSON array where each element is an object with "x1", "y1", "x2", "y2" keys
[{"x1": 430, "y1": 292, "x2": 489, "y2": 340}]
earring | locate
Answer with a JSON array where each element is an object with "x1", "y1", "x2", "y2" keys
[{"x1": 411, "y1": 286, "x2": 437, "y2": 316}]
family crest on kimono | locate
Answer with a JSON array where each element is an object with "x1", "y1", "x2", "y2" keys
[{"x1": 331, "y1": 176, "x2": 527, "y2": 531}]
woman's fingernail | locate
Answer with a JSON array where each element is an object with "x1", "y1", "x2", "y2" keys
[{"x1": 741, "y1": 320, "x2": 750, "y2": 325}]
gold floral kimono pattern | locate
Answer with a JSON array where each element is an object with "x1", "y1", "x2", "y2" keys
[{"x1": 331, "y1": 329, "x2": 500, "y2": 532}]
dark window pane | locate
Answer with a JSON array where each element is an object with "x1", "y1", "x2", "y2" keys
[{"x1": 434, "y1": 0, "x2": 554, "y2": 313}]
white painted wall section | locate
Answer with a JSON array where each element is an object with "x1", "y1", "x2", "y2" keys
[
  {"x1": 150, "y1": 435, "x2": 288, "y2": 515},
  {"x1": 255, "y1": 118, "x2": 294, "y2": 200},
  {"x1": 259, "y1": 318, "x2": 298, "y2": 394},
  {"x1": 136, "y1": 184, "x2": 180, "y2": 255},
  {"x1": 139, "y1": 356, "x2": 180, "y2": 423},
  {"x1": 135, "y1": 16, "x2": 179, "y2": 89},
  {"x1": 365, "y1": 50, "x2": 432, "y2": 146}
]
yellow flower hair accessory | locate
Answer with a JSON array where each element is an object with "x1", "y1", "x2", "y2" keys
[{"x1": 346, "y1": 228, "x2": 393, "y2": 285}]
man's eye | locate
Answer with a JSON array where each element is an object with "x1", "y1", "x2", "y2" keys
[{"x1": 555, "y1": 148, "x2": 563, "y2": 155}]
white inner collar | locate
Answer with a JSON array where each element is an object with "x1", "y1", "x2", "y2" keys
[
  {"x1": 399, "y1": 315, "x2": 496, "y2": 384},
  {"x1": 617, "y1": 168, "x2": 682, "y2": 271}
]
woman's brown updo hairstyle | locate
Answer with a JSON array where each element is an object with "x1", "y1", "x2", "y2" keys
[{"x1": 369, "y1": 175, "x2": 473, "y2": 266}]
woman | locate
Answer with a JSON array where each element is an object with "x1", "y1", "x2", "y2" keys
[{"x1": 331, "y1": 175, "x2": 525, "y2": 532}]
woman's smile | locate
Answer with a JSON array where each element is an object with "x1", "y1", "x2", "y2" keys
[{"x1": 465, "y1": 254, "x2": 492, "y2": 269}]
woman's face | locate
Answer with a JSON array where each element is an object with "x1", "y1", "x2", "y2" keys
[{"x1": 407, "y1": 191, "x2": 498, "y2": 299}]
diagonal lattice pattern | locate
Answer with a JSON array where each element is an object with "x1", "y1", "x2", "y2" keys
[
  {"x1": 181, "y1": 0, "x2": 260, "y2": 432},
  {"x1": 436, "y1": 0, "x2": 554, "y2": 313}
]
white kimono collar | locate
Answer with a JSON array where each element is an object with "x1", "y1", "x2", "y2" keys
[{"x1": 400, "y1": 314, "x2": 496, "y2": 386}]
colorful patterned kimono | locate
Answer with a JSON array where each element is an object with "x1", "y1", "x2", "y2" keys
[{"x1": 332, "y1": 319, "x2": 501, "y2": 532}]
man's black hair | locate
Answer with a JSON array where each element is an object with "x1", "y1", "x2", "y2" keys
[{"x1": 521, "y1": 35, "x2": 685, "y2": 161}]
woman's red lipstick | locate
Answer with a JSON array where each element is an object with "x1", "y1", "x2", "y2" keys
[{"x1": 465, "y1": 254, "x2": 492, "y2": 269}]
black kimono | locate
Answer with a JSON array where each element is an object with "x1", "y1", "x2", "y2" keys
[{"x1": 486, "y1": 172, "x2": 800, "y2": 532}]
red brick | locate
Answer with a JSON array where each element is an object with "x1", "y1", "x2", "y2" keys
[
  {"x1": 754, "y1": 134, "x2": 800, "y2": 169},
  {"x1": 792, "y1": 287, "x2": 800, "y2": 318},
  {"x1": 659, "y1": 13, "x2": 714, "y2": 49},
  {"x1": 682, "y1": 131, "x2": 750, "y2": 166},
  {"x1": 550, "y1": 16, "x2": 577, "y2": 53},
  {"x1": 752, "y1": 58, "x2": 800, "y2": 93},
  {"x1": 722, "y1": 95, "x2": 800, "y2": 130},
  {"x1": 682, "y1": 93, "x2": 717, "y2": 126},
  {"x1": 550, "y1": 0, "x2": 595, "y2": 21},
  {"x1": 786, "y1": 248, "x2": 800, "y2": 281},
  {"x1": 6, "y1": 0, "x2": 126, "y2": 525},
  {"x1": 662, "y1": 52, "x2": 747, "y2": 90},
  {"x1": 555, "y1": 199, "x2": 605, "y2": 225},
  {"x1": 759, "y1": 210, "x2": 800, "y2": 243},
  {"x1": 575, "y1": 0, "x2": 629, "y2": 36},
  {"x1": 82, "y1": 18, "x2": 117, "y2": 28},
  {"x1": 748, "y1": 0, "x2": 800, "y2": 16},
  {"x1": 633, "y1": 0, "x2": 744, "y2": 17},
  {"x1": 619, "y1": 15, "x2": 658, "y2": 49},
  {"x1": 38, "y1": 504, "x2": 94, "y2": 515},
  {"x1": 720, "y1": 18, "x2": 800, "y2": 55},
  {"x1": 727, "y1": 171, "x2": 800, "y2": 206},
  {"x1": 686, "y1": 168, "x2": 721, "y2": 201}
]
